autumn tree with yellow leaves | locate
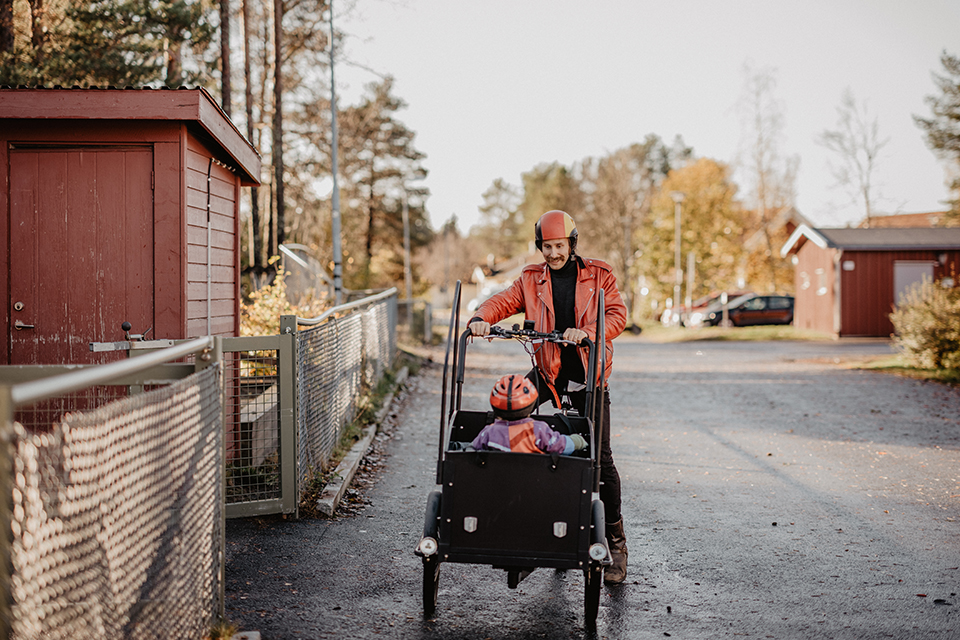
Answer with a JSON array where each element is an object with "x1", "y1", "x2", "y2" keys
[{"x1": 639, "y1": 158, "x2": 749, "y2": 306}]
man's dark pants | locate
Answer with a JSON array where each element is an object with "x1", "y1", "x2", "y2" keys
[{"x1": 529, "y1": 370, "x2": 622, "y2": 523}]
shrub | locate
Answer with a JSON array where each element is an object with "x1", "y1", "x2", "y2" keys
[
  {"x1": 889, "y1": 277, "x2": 960, "y2": 370},
  {"x1": 241, "y1": 267, "x2": 331, "y2": 336}
]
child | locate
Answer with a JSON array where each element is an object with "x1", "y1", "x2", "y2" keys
[{"x1": 471, "y1": 374, "x2": 587, "y2": 455}]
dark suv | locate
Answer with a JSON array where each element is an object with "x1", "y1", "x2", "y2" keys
[{"x1": 703, "y1": 294, "x2": 794, "y2": 327}]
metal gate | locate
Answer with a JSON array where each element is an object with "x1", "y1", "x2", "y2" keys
[
  {"x1": 221, "y1": 288, "x2": 398, "y2": 519},
  {"x1": 222, "y1": 333, "x2": 298, "y2": 518}
]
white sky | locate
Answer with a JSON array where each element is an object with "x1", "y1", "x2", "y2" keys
[{"x1": 336, "y1": 0, "x2": 960, "y2": 232}]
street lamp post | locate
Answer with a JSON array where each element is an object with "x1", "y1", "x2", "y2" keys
[
  {"x1": 621, "y1": 211, "x2": 634, "y2": 329},
  {"x1": 402, "y1": 191, "x2": 412, "y2": 302},
  {"x1": 671, "y1": 192, "x2": 684, "y2": 326}
]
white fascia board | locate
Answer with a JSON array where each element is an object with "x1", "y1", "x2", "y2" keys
[{"x1": 780, "y1": 224, "x2": 829, "y2": 258}]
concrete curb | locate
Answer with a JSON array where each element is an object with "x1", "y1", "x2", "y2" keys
[{"x1": 316, "y1": 366, "x2": 409, "y2": 516}]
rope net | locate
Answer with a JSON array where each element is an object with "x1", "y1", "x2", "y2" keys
[{"x1": 8, "y1": 365, "x2": 223, "y2": 640}]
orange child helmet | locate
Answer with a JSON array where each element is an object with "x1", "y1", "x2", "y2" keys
[
  {"x1": 490, "y1": 374, "x2": 539, "y2": 420},
  {"x1": 534, "y1": 210, "x2": 578, "y2": 252}
]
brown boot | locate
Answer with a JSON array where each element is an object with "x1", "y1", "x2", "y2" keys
[{"x1": 604, "y1": 518, "x2": 628, "y2": 584}]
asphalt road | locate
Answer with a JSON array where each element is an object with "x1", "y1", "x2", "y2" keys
[{"x1": 225, "y1": 335, "x2": 960, "y2": 639}]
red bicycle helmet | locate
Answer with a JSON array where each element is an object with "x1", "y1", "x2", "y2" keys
[
  {"x1": 490, "y1": 374, "x2": 539, "y2": 420},
  {"x1": 534, "y1": 210, "x2": 578, "y2": 252}
]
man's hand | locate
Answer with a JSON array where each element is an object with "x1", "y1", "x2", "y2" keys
[
  {"x1": 562, "y1": 328, "x2": 588, "y2": 344},
  {"x1": 468, "y1": 320, "x2": 491, "y2": 337}
]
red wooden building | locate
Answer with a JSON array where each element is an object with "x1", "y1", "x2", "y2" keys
[
  {"x1": 781, "y1": 225, "x2": 960, "y2": 337},
  {"x1": 0, "y1": 87, "x2": 260, "y2": 365}
]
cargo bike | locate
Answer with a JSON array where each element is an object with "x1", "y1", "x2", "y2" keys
[{"x1": 414, "y1": 281, "x2": 612, "y2": 627}]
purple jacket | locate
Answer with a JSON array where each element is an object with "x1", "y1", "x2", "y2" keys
[{"x1": 471, "y1": 417, "x2": 576, "y2": 455}]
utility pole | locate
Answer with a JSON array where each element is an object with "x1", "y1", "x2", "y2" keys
[
  {"x1": 272, "y1": 0, "x2": 285, "y2": 248},
  {"x1": 328, "y1": 0, "x2": 343, "y2": 304}
]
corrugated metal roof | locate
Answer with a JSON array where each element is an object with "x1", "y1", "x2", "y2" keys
[{"x1": 817, "y1": 227, "x2": 960, "y2": 249}]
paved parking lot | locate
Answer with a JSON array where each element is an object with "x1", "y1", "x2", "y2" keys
[{"x1": 226, "y1": 336, "x2": 960, "y2": 639}]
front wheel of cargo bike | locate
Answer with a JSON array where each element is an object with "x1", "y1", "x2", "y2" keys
[
  {"x1": 584, "y1": 564, "x2": 602, "y2": 627},
  {"x1": 423, "y1": 558, "x2": 440, "y2": 618}
]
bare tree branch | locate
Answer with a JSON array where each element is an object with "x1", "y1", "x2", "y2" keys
[{"x1": 817, "y1": 88, "x2": 889, "y2": 227}]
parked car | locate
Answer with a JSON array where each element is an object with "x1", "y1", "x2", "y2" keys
[
  {"x1": 664, "y1": 290, "x2": 753, "y2": 327},
  {"x1": 694, "y1": 293, "x2": 754, "y2": 327},
  {"x1": 684, "y1": 290, "x2": 753, "y2": 327},
  {"x1": 702, "y1": 294, "x2": 794, "y2": 327}
]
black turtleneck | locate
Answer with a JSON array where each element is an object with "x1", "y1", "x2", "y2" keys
[
  {"x1": 550, "y1": 257, "x2": 585, "y2": 384},
  {"x1": 550, "y1": 256, "x2": 577, "y2": 333}
]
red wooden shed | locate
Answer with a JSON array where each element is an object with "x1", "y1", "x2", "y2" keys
[
  {"x1": 781, "y1": 225, "x2": 960, "y2": 337},
  {"x1": 0, "y1": 87, "x2": 260, "y2": 365}
]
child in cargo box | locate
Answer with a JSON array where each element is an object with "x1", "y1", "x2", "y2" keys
[{"x1": 471, "y1": 374, "x2": 587, "y2": 454}]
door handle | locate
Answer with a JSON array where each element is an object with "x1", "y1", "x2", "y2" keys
[{"x1": 14, "y1": 320, "x2": 34, "y2": 330}]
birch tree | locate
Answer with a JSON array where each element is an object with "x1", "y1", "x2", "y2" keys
[
  {"x1": 817, "y1": 88, "x2": 889, "y2": 227},
  {"x1": 736, "y1": 64, "x2": 799, "y2": 293}
]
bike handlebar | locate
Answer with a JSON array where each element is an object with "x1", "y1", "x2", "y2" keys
[
  {"x1": 485, "y1": 323, "x2": 592, "y2": 348},
  {"x1": 455, "y1": 324, "x2": 594, "y2": 390}
]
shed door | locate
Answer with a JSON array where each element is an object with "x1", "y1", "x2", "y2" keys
[
  {"x1": 893, "y1": 260, "x2": 934, "y2": 307},
  {"x1": 9, "y1": 147, "x2": 154, "y2": 365}
]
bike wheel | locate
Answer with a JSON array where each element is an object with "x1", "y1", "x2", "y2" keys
[
  {"x1": 583, "y1": 565, "x2": 602, "y2": 627},
  {"x1": 423, "y1": 558, "x2": 440, "y2": 618}
]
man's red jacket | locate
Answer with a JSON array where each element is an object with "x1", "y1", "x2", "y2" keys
[{"x1": 472, "y1": 256, "x2": 627, "y2": 388}]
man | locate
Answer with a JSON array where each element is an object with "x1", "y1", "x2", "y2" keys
[{"x1": 467, "y1": 210, "x2": 629, "y2": 584}]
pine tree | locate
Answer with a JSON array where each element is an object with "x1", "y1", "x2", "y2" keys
[
  {"x1": 516, "y1": 162, "x2": 585, "y2": 233},
  {"x1": 0, "y1": 0, "x2": 13, "y2": 54},
  {"x1": 915, "y1": 51, "x2": 960, "y2": 225},
  {"x1": 0, "y1": 0, "x2": 215, "y2": 87},
  {"x1": 54, "y1": 0, "x2": 163, "y2": 86},
  {"x1": 475, "y1": 178, "x2": 525, "y2": 261},
  {"x1": 335, "y1": 77, "x2": 429, "y2": 289}
]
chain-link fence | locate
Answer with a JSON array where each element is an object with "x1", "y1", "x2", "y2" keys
[
  {"x1": 294, "y1": 289, "x2": 397, "y2": 490},
  {"x1": 11, "y1": 386, "x2": 129, "y2": 432},
  {"x1": 0, "y1": 289, "x2": 401, "y2": 634},
  {"x1": 220, "y1": 289, "x2": 397, "y2": 517},
  {"x1": 0, "y1": 338, "x2": 223, "y2": 640}
]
